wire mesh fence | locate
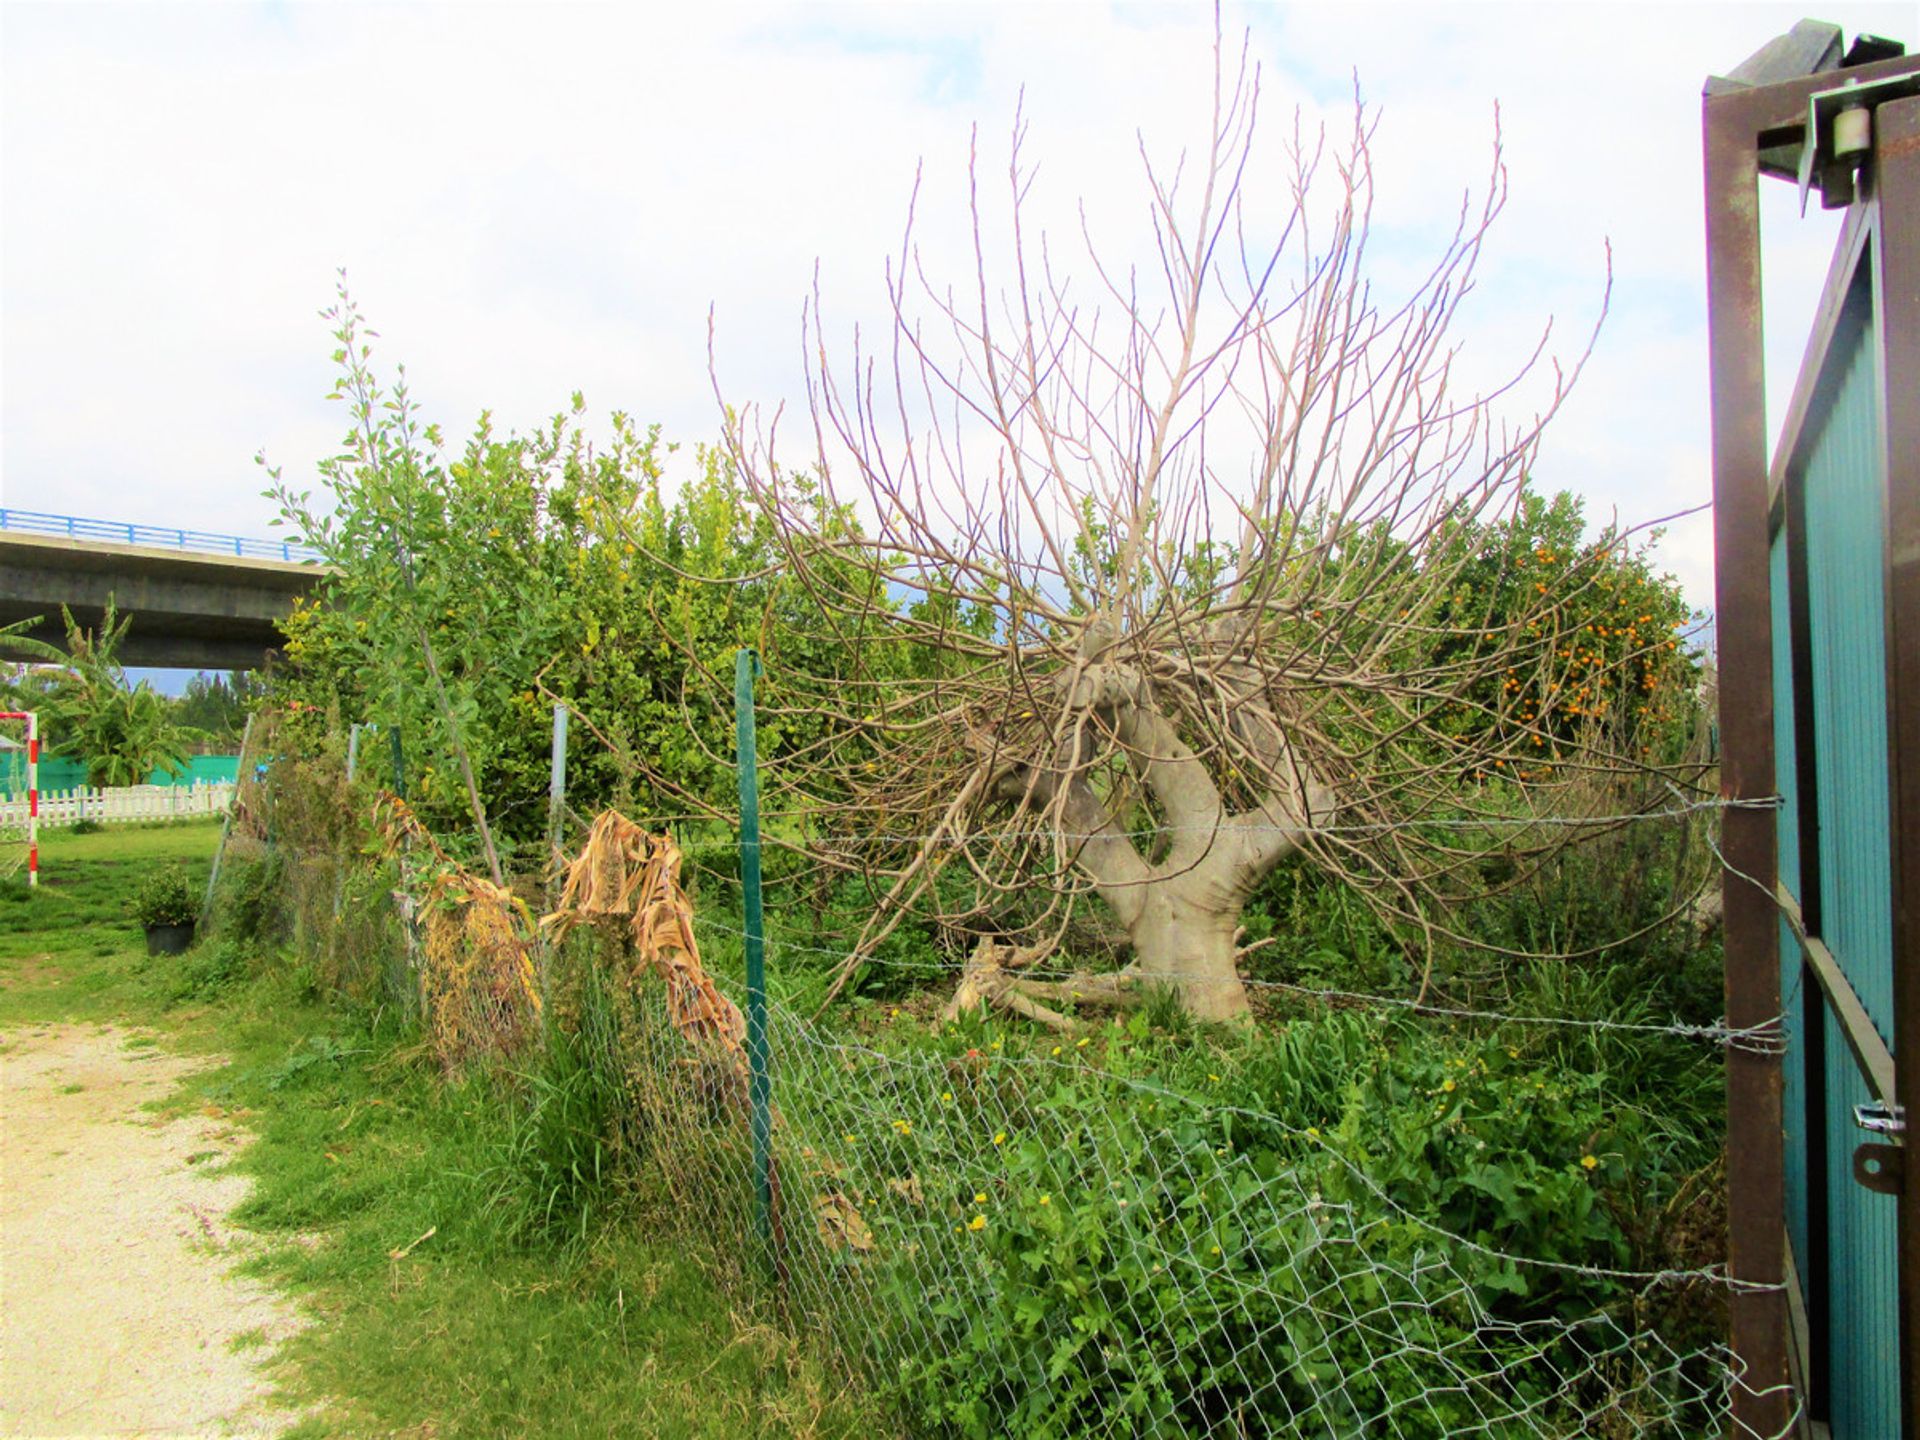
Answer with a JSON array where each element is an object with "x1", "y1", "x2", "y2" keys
[
  {"x1": 589, "y1": 922, "x2": 1772, "y2": 1440},
  {"x1": 203, "y1": 715, "x2": 1791, "y2": 1438}
]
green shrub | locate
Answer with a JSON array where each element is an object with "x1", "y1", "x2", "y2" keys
[
  {"x1": 168, "y1": 938, "x2": 252, "y2": 1000},
  {"x1": 733, "y1": 1009, "x2": 1701, "y2": 1439},
  {"x1": 134, "y1": 864, "x2": 197, "y2": 927},
  {"x1": 212, "y1": 852, "x2": 283, "y2": 943}
]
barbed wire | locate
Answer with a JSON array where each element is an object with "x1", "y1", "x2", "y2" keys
[
  {"x1": 661, "y1": 792, "x2": 1778, "y2": 850},
  {"x1": 681, "y1": 912, "x2": 1777, "y2": 1052},
  {"x1": 762, "y1": 992, "x2": 1769, "y2": 1292},
  {"x1": 233, "y1": 763, "x2": 1794, "y2": 1438}
]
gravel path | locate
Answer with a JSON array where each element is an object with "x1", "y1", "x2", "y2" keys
[{"x1": 0, "y1": 1025, "x2": 301, "y2": 1438}]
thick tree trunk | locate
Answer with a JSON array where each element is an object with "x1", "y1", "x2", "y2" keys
[{"x1": 1125, "y1": 889, "x2": 1249, "y2": 1023}]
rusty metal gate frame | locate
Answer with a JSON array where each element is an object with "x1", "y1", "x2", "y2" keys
[{"x1": 1705, "y1": 49, "x2": 1920, "y2": 1440}]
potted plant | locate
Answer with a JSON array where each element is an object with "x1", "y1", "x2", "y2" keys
[{"x1": 136, "y1": 865, "x2": 198, "y2": 955}]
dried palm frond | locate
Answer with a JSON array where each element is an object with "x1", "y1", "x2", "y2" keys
[
  {"x1": 379, "y1": 792, "x2": 542, "y2": 1068},
  {"x1": 545, "y1": 810, "x2": 746, "y2": 1068}
]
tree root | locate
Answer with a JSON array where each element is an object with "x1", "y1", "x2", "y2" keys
[{"x1": 938, "y1": 939, "x2": 1147, "y2": 1032}]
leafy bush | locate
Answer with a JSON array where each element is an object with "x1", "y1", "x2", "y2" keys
[
  {"x1": 211, "y1": 853, "x2": 283, "y2": 944},
  {"x1": 134, "y1": 864, "x2": 197, "y2": 928},
  {"x1": 168, "y1": 938, "x2": 252, "y2": 1000},
  {"x1": 708, "y1": 1007, "x2": 1705, "y2": 1440}
]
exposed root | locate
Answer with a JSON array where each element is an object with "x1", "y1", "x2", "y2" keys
[{"x1": 938, "y1": 939, "x2": 1146, "y2": 1032}]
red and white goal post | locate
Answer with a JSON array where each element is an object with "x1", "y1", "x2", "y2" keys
[{"x1": 0, "y1": 711, "x2": 38, "y2": 887}]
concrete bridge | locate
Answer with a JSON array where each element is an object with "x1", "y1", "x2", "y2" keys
[{"x1": 0, "y1": 511, "x2": 326, "y2": 669}]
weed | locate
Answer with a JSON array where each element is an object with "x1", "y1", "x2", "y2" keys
[
  {"x1": 261, "y1": 1034, "x2": 358, "y2": 1092},
  {"x1": 168, "y1": 939, "x2": 253, "y2": 1002}
]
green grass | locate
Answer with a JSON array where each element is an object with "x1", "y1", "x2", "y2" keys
[{"x1": 0, "y1": 822, "x2": 886, "y2": 1439}]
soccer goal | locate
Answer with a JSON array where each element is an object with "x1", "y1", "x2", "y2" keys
[{"x1": 0, "y1": 711, "x2": 39, "y2": 887}]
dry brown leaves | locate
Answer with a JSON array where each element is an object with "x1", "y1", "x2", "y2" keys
[{"x1": 545, "y1": 810, "x2": 747, "y2": 1066}]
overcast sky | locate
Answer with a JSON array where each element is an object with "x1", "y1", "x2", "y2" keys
[{"x1": 3, "y1": 1, "x2": 1911, "y2": 624}]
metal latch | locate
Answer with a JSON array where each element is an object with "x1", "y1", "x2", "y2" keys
[
  {"x1": 1854, "y1": 1100, "x2": 1907, "y2": 1136},
  {"x1": 1853, "y1": 1103, "x2": 1907, "y2": 1196}
]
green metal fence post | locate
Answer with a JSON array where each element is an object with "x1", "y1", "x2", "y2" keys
[
  {"x1": 332, "y1": 723, "x2": 366, "y2": 937},
  {"x1": 546, "y1": 704, "x2": 569, "y2": 912},
  {"x1": 735, "y1": 649, "x2": 772, "y2": 1250},
  {"x1": 389, "y1": 729, "x2": 407, "y2": 801}
]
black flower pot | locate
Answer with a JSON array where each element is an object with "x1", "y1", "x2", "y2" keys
[{"x1": 145, "y1": 922, "x2": 196, "y2": 956}]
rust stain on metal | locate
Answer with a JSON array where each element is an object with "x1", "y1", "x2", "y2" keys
[{"x1": 1880, "y1": 130, "x2": 1920, "y2": 162}]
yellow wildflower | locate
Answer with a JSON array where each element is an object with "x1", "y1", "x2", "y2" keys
[
  {"x1": 974, "y1": 1192, "x2": 987, "y2": 1204},
  {"x1": 992, "y1": 1132, "x2": 1007, "y2": 1146},
  {"x1": 968, "y1": 1214, "x2": 987, "y2": 1231},
  {"x1": 1581, "y1": 1154, "x2": 1599, "y2": 1171},
  {"x1": 1442, "y1": 1079, "x2": 1456, "y2": 1093}
]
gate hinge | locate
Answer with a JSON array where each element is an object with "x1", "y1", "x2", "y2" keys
[{"x1": 1853, "y1": 1143, "x2": 1904, "y2": 1196}]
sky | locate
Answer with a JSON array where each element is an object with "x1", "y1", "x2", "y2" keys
[{"x1": 2, "y1": 0, "x2": 1911, "y2": 654}]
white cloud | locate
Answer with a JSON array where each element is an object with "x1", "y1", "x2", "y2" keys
[{"x1": 2, "y1": 0, "x2": 1909, "y2": 610}]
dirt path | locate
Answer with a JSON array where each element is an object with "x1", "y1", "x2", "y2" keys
[{"x1": 0, "y1": 1025, "x2": 301, "y2": 1438}]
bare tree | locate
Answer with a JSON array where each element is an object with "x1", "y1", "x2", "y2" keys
[{"x1": 708, "y1": 30, "x2": 1686, "y2": 1025}]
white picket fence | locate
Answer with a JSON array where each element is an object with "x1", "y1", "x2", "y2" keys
[{"x1": 0, "y1": 781, "x2": 237, "y2": 829}]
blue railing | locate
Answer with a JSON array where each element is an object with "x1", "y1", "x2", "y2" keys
[{"x1": 0, "y1": 508, "x2": 322, "y2": 563}]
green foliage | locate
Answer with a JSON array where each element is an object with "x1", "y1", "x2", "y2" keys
[
  {"x1": 134, "y1": 864, "x2": 198, "y2": 928},
  {"x1": 169, "y1": 938, "x2": 252, "y2": 1000},
  {"x1": 1428, "y1": 490, "x2": 1701, "y2": 773},
  {"x1": 0, "y1": 827, "x2": 885, "y2": 1440},
  {"x1": 261, "y1": 1032, "x2": 359, "y2": 1092},
  {"x1": 712, "y1": 1007, "x2": 1710, "y2": 1439},
  {"x1": 263, "y1": 283, "x2": 867, "y2": 866},
  {"x1": 212, "y1": 852, "x2": 285, "y2": 947},
  {"x1": 487, "y1": 1010, "x2": 625, "y2": 1246},
  {"x1": 6, "y1": 601, "x2": 207, "y2": 787},
  {"x1": 171, "y1": 670, "x2": 264, "y2": 744},
  {"x1": 208, "y1": 288, "x2": 1732, "y2": 1440}
]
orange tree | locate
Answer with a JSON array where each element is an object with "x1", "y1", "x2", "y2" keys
[{"x1": 1426, "y1": 488, "x2": 1701, "y2": 782}]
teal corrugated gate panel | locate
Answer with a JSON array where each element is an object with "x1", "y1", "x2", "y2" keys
[
  {"x1": 1771, "y1": 530, "x2": 1811, "y2": 1276},
  {"x1": 1822, "y1": 1007, "x2": 1901, "y2": 1440},
  {"x1": 1804, "y1": 294, "x2": 1894, "y2": 1045},
  {"x1": 1798, "y1": 281, "x2": 1896, "y2": 1438}
]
